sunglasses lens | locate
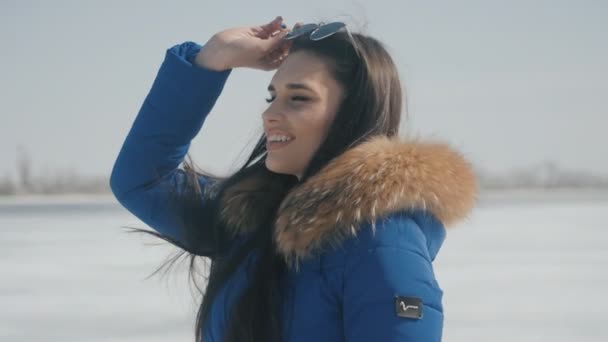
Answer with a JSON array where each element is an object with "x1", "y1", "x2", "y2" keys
[
  {"x1": 310, "y1": 22, "x2": 345, "y2": 40},
  {"x1": 285, "y1": 23, "x2": 319, "y2": 40}
]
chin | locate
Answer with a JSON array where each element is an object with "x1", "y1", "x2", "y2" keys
[
  {"x1": 265, "y1": 158, "x2": 294, "y2": 176},
  {"x1": 265, "y1": 158, "x2": 284, "y2": 174}
]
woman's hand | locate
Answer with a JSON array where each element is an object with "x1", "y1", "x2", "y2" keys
[{"x1": 195, "y1": 16, "x2": 299, "y2": 71}]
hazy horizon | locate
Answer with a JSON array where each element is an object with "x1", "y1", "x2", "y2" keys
[{"x1": 2, "y1": 0, "x2": 607, "y2": 180}]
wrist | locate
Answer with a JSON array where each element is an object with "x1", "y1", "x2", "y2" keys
[{"x1": 194, "y1": 41, "x2": 232, "y2": 71}]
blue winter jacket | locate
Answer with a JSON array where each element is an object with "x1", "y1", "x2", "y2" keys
[{"x1": 110, "y1": 41, "x2": 477, "y2": 342}]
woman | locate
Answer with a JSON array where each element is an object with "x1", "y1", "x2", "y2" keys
[{"x1": 110, "y1": 16, "x2": 477, "y2": 342}]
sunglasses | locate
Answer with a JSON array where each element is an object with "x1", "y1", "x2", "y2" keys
[{"x1": 284, "y1": 21, "x2": 361, "y2": 57}]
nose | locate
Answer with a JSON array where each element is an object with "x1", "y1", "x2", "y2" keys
[{"x1": 262, "y1": 106, "x2": 282, "y2": 124}]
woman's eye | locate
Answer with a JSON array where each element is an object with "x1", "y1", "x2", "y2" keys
[{"x1": 265, "y1": 95, "x2": 310, "y2": 103}]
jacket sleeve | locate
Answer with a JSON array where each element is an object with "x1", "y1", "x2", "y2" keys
[
  {"x1": 342, "y1": 213, "x2": 444, "y2": 341},
  {"x1": 109, "y1": 41, "x2": 232, "y2": 256}
]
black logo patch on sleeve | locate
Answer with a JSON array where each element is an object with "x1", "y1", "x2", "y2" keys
[{"x1": 395, "y1": 296, "x2": 423, "y2": 319}]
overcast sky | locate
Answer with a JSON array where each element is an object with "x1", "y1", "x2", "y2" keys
[{"x1": 1, "y1": 0, "x2": 606, "y2": 181}]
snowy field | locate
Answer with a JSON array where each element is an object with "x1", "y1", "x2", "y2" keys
[{"x1": 1, "y1": 190, "x2": 607, "y2": 341}]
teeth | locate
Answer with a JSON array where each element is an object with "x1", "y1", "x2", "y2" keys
[{"x1": 268, "y1": 135, "x2": 293, "y2": 142}]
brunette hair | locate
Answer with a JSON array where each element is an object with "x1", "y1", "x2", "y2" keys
[{"x1": 129, "y1": 26, "x2": 405, "y2": 342}]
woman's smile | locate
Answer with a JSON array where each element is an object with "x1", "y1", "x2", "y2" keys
[
  {"x1": 265, "y1": 131, "x2": 296, "y2": 151},
  {"x1": 266, "y1": 139, "x2": 293, "y2": 151}
]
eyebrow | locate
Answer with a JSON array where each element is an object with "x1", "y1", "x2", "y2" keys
[{"x1": 267, "y1": 83, "x2": 316, "y2": 93}]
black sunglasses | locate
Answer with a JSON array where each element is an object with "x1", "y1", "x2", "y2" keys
[{"x1": 284, "y1": 21, "x2": 361, "y2": 57}]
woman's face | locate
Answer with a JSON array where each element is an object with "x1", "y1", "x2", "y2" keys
[{"x1": 262, "y1": 50, "x2": 345, "y2": 180}]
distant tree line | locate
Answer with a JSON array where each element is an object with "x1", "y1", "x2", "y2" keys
[
  {"x1": 0, "y1": 145, "x2": 110, "y2": 196},
  {"x1": 1, "y1": 147, "x2": 607, "y2": 196},
  {"x1": 475, "y1": 161, "x2": 608, "y2": 190}
]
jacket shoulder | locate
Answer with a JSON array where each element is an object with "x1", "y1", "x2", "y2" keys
[{"x1": 319, "y1": 209, "x2": 445, "y2": 269}]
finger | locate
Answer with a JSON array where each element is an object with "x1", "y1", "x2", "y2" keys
[
  {"x1": 262, "y1": 56, "x2": 286, "y2": 71},
  {"x1": 256, "y1": 19, "x2": 288, "y2": 40},
  {"x1": 273, "y1": 39, "x2": 292, "y2": 60},
  {"x1": 260, "y1": 16, "x2": 284, "y2": 35},
  {"x1": 281, "y1": 39, "x2": 293, "y2": 53},
  {"x1": 270, "y1": 27, "x2": 288, "y2": 37},
  {"x1": 260, "y1": 48, "x2": 288, "y2": 70},
  {"x1": 266, "y1": 38, "x2": 292, "y2": 61},
  {"x1": 273, "y1": 22, "x2": 301, "y2": 40},
  {"x1": 271, "y1": 50, "x2": 289, "y2": 66},
  {"x1": 258, "y1": 29, "x2": 289, "y2": 52},
  {"x1": 267, "y1": 38, "x2": 292, "y2": 60},
  {"x1": 266, "y1": 47, "x2": 284, "y2": 61},
  {"x1": 282, "y1": 21, "x2": 303, "y2": 37}
]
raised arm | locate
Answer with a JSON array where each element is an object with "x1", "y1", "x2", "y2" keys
[
  {"x1": 109, "y1": 41, "x2": 232, "y2": 256},
  {"x1": 110, "y1": 18, "x2": 297, "y2": 256}
]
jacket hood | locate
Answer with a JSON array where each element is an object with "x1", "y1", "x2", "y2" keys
[{"x1": 219, "y1": 135, "x2": 478, "y2": 267}]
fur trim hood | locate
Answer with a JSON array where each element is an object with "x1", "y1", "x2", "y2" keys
[{"x1": 219, "y1": 135, "x2": 478, "y2": 265}]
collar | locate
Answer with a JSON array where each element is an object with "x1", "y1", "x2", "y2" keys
[{"x1": 219, "y1": 135, "x2": 478, "y2": 266}]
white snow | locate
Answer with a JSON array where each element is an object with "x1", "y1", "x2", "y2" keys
[{"x1": 1, "y1": 190, "x2": 607, "y2": 341}]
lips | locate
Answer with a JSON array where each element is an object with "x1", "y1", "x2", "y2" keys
[
  {"x1": 265, "y1": 129, "x2": 296, "y2": 140},
  {"x1": 266, "y1": 137, "x2": 294, "y2": 151},
  {"x1": 265, "y1": 128, "x2": 295, "y2": 151}
]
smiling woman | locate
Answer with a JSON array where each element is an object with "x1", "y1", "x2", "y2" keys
[
  {"x1": 109, "y1": 16, "x2": 477, "y2": 342},
  {"x1": 263, "y1": 50, "x2": 345, "y2": 179}
]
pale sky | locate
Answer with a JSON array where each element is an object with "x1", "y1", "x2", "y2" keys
[{"x1": 1, "y1": 0, "x2": 607, "y2": 181}]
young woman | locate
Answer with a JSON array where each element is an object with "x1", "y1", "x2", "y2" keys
[{"x1": 110, "y1": 16, "x2": 477, "y2": 342}]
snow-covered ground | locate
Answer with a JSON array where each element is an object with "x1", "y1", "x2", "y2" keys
[{"x1": 1, "y1": 190, "x2": 607, "y2": 341}]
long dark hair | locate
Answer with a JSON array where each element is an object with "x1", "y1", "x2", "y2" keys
[{"x1": 127, "y1": 26, "x2": 405, "y2": 342}]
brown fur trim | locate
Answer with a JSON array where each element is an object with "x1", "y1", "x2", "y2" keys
[{"x1": 220, "y1": 135, "x2": 478, "y2": 266}]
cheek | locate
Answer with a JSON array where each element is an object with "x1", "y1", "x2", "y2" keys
[{"x1": 293, "y1": 108, "x2": 336, "y2": 152}]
